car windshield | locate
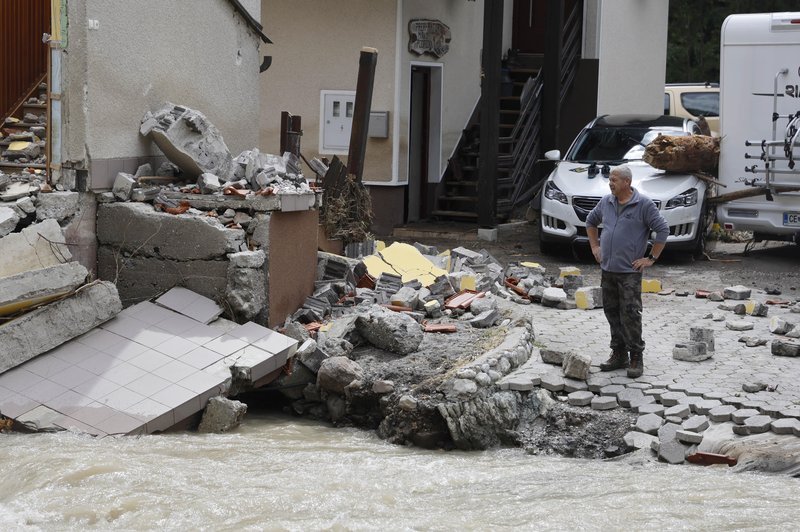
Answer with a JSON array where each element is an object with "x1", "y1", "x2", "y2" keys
[{"x1": 566, "y1": 127, "x2": 688, "y2": 163}]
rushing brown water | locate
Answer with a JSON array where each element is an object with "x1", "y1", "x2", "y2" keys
[{"x1": 0, "y1": 413, "x2": 796, "y2": 531}]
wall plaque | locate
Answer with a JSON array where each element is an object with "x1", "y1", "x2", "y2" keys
[{"x1": 408, "y1": 19, "x2": 451, "y2": 58}]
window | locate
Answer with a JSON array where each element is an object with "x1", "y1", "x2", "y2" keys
[{"x1": 680, "y1": 92, "x2": 719, "y2": 117}]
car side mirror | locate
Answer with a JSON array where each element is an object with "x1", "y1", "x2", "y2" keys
[{"x1": 544, "y1": 149, "x2": 561, "y2": 161}]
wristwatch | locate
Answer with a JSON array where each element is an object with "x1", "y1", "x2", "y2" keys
[{"x1": 646, "y1": 253, "x2": 657, "y2": 262}]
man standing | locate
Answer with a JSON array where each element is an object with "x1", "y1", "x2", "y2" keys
[{"x1": 586, "y1": 165, "x2": 669, "y2": 378}]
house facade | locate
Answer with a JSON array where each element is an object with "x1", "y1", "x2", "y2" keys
[{"x1": 259, "y1": 0, "x2": 668, "y2": 235}]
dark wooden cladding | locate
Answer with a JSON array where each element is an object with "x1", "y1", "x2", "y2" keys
[{"x1": 1, "y1": 0, "x2": 50, "y2": 119}]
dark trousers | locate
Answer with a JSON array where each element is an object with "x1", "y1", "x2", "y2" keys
[{"x1": 601, "y1": 270, "x2": 644, "y2": 355}]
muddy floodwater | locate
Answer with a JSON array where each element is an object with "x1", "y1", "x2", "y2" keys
[{"x1": 0, "y1": 413, "x2": 797, "y2": 531}]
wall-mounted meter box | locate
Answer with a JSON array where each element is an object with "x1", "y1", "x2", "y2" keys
[{"x1": 368, "y1": 111, "x2": 389, "y2": 138}]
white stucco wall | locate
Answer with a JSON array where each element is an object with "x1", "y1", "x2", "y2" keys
[
  {"x1": 596, "y1": 0, "x2": 668, "y2": 115},
  {"x1": 259, "y1": 0, "x2": 397, "y2": 183},
  {"x1": 64, "y1": 0, "x2": 262, "y2": 163}
]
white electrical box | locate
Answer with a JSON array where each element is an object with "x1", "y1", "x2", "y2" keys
[{"x1": 320, "y1": 90, "x2": 355, "y2": 153}]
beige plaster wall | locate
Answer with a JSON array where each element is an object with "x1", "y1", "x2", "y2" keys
[
  {"x1": 596, "y1": 0, "x2": 668, "y2": 115},
  {"x1": 64, "y1": 0, "x2": 262, "y2": 165},
  {"x1": 259, "y1": 0, "x2": 397, "y2": 182}
]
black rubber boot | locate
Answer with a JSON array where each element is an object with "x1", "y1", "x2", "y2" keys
[
  {"x1": 627, "y1": 352, "x2": 644, "y2": 378},
  {"x1": 599, "y1": 350, "x2": 628, "y2": 372}
]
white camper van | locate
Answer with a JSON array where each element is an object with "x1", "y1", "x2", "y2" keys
[{"x1": 717, "y1": 12, "x2": 800, "y2": 244}]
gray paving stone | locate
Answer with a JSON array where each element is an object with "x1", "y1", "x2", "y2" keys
[
  {"x1": 694, "y1": 399, "x2": 722, "y2": 415},
  {"x1": 599, "y1": 384, "x2": 625, "y2": 397},
  {"x1": 658, "y1": 439, "x2": 688, "y2": 464},
  {"x1": 667, "y1": 383, "x2": 689, "y2": 392},
  {"x1": 709, "y1": 404, "x2": 737, "y2": 422},
  {"x1": 723, "y1": 285, "x2": 751, "y2": 299},
  {"x1": 635, "y1": 413, "x2": 664, "y2": 435},
  {"x1": 759, "y1": 403, "x2": 784, "y2": 417},
  {"x1": 540, "y1": 374, "x2": 565, "y2": 392},
  {"x1": 504, "y1": 376, "x2": 536, "y2": 391},
  {"x1": 610, "y1": 376, "x2": 635, "y2": 385},
  {"x1": 630, "y1": 395, "x2": 656, "y2": 411},
  {"x1": 665, "y1": 416, "x2": 683, "y2": 424},
  {"x1": 563, "y1": 377, "x2": 588, "y2": 393},
  {"x1": 744, "y1": 415, "x2": 772, "y2": 434},
  {"x1": 772, "y1": 339, "x2": 800, "y2": 357},
  {"x1": 676, "y1": 429, "x2": 704, "y2": 444},
  {"x1": 685, "y1": 387, "x2": 712, "y2": 397},
  {"x1": 637, "y1": 403, "x2": 665, "y2": 416},
  {"x1": 618, "y1": 388, "x2": 645, "y2": 408},
  {"x1": 567, "y1": 390, "x2": 594, "y2": 406},
  {"x1": 624, "y1": 431, "x2": 658, "y2": 450},
  {"x1": 702, "y1": 391, "x2": 728, "y2": 401},
  {"x1": 770, "y1": 418, "x2": 800, "y2": 435},
  {"x1": 740, "y1": 400, "x2": 767, "y2": 411},
  {"x1": 587, "y1": 377, "x2": 612, "y2": 393},
  {"x1": 726, "y1": 320, "x2": 755, "y2": 331},
  {"x1": 678, "y1": 396, "x2": 702, "y2": 412},
  {"x1": 658, "y1": 422, "x2": 680, "y2": 442},
  {"x1": 650, "y1": 380, "x2": 674, "y2": 389},
  {"x1": 682, "y1": 415, "x2": 710, "y2": 432},
  {"x1": 779, "y1": 408, "x2": 800, "y2": 420},
  {"x1": 664, "y1": 404, "x2": 691, "y2": 419},
  {"x1": 643, "y1": 388, "x2": 667, "y2": 399},
  {"x1": 591, "y1": 395, "x2": 618, "y2": 411},
  {"x1": 660, "y1": 391, "x2": 687, "y2": 406},
  {"x1": 732, "y1": 424, "x2": 751, "y2": 436},
  {"x1": 731, "y1": 408, "x2": 761, "y2": 424},
  {"x1": 721, "y1": 396, "x2": 746, "y2": 408},
  {"x1": 626, "y1": 382, "x2": 652, "y2": 390}
]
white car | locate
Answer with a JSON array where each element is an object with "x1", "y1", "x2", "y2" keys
[{"x1": 539, "y1": 115, "x2": 708, "y2": 257}]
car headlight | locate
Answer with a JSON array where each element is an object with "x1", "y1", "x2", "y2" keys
[
  {"x1": 544, "y1": 181, "x2": 568, "y2": 204},
  {"x1": 665, "y1": 188, "x2": 698, "y2": 209}
]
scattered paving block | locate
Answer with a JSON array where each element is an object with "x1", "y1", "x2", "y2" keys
[
  {"x1": 617, "y1": 388, "x2": 645, "y2": 408},
  {"x1": 689, "y1": 327, "x2": 715, "y2": 351},
  {"x1": 665, "y1": 416, "x2": 683, "y2": 424},
  {"x1": 771, "y1": 418, "x2": 800, "y2": 435},
  {"x1": 559, "y1": 266, "x2": 581, "y2": 277},
  {"x1": 540, "y1": 349, "x2": 566, "y2": 365},
  {"x1": 673, "y1": 341, "x2": 711, "y2": 362},
  {"x1": 627, "y1": 382, "x2": 652, "y2": 390},
  {"x1": 642, "y1": 279, "x2": 662, "y2": 293},
  {"x1": 731, "y1": 408, "x2": 761, "y2": 424},
  {"x1": 723, "y1": 285, "x2": 751, "y2": 300},
  {"x1": 562, "y1": 352, "x2": 592, "y2": 380},
  {"x1": 771, "y1": 339, "x2": 800, "y2": 357},
  {"x1": 666, "y1": 383, "x2": 689, "y2": 392},
  {"x1": 694, "y1": 399, "x2": 722, "y2": 415},
  {"x1": 682, "y1": 415, "x2": 710, "y2": 433},
  {"x1": 685, "y1": 387, "x2": 712, "y2": 397},
  {"x1": 759, "y1": 403, "x2": 784, "y2": 417},
  {"x1": 540, "y1": 373, "x2": 565, "y2": 392},
  {"x1": 658, "y1": 439, "x2": 688, "y2": 464},
  {"x1": 708, "y1": 404, "x2": 737, "y2": 422},
  {"x1": 721, "y1": 396, "x2": 746, "y2": 408},
  {"x1": 505, "y1": 376, "x2": 536, "y2": 392},
  {"x1": 563, "y1": 378, "x2": 588, "y2": 393},
  {"x1": 575, "y1": 286, "x2": 603, "y2": 309},
  {"x1": 624, "y1": 431, "x2": 658, "y2": 450},
  {"x1": 744, "y1": 415, "x2": 772, "y2": 434},
  {"x1": 676, "y1": 429, "x2": 704, "y2": 444},
  {"x1": 587, "y1": 377, "x2": 612, "y2": 393},
  {"x1": 741, "y1": 382, "x2": 768, "y2": 393},
  {"x1": 630, "y1": 395, "x2": 656, "y2": 411},
  {"x1": 591, "y1": 395, "x2": 618, "y2": 410},
  {"x1": 660, "y1": 391, "x2": 687, "y2": 407},
  {"x1": 600, "y1": 384, "x2": 625, "y2": 397},
  {"x1": 779, "y1": 408, "x2": 800, "y2": 420},
  {"x1": 637, "y1": 403, "x2": 665, "y2": 416},
  {"x1": 567, "y1": 390, "x2": 594, "y2": 406},
  {"x1": 750, "y1": 302, "x2": 769, "y2": 317},
  {"x1": 732, "y1": 424, "x2": 750, "y2": 436},
  {"x1": 643, "y1": 388, "x2": 667, "y2": 399},
  {"x1": 678, "y1": 396, "x2": 702, "y2": 413},
  {"x1": 664, "y1": 404, "x2": 691, "y2": 419},
  {"x1": 658, "y1": 422, "x2": 680, "y2": 442},
  {"x1": 541, "y1": 287, "x2": 567, "y2": 307},
  {"x1": 702, "y1": 391, "x2": 727, "y2": 401},
  {"x1": 726, "y1": 320, "x2": 755, "y2": 332},
  {"x1": 769, "y1": 316, "x2": 795, "y2": 335},
  {"x1": 635, "y1": 413, "x2": 664, "y2": 434},
  {"x1": 740, "y1": 336, "x2": 768, "y2": 346}
]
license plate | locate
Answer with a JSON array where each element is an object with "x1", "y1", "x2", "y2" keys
[{"x1": 784, "y1": 212, "x2": 800, "y2": 226}]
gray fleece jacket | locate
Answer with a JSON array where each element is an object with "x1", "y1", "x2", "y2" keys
[{"x1": 585, "y1": 188, "x2": 669, "y2": 273}]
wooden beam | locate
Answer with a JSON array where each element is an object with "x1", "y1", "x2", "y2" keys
[
  {"x1": 347, "y1": 47, "x2": 378, "y2": 181},
  {"x1": 542, "y1": 0, "x2": 563, "y2": 152},
  {"x1": 478, "y1": 0, "x2": 503, "y2": 228}
]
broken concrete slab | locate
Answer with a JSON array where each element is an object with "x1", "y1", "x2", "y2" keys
[
  {"x1": 0, "y1": 219, "x2": 71, "y2": 278},
  {"x1": 317, "y1": 356, "x2": 364, "y2": 394},
  {"x1": 772, "y1": 339, "x2": 800, "y2": 357},
  {"x1": 0, "y1": 262, "x2": 88, "y2": 316},
  {"x1": 723, "y1": 285, "x2": 751, "y2": 300},
  {"x1": 355, "y1": 305, "x2": 423, "y2": 355},
  {"x1": 672, "y1": 341, "x2": 711, "y2": 362},
  {"x1": 197, "y1": 396, "x2": 247, "y2": 433},
  {"x1": 0, "y1": 281, "x2": 122, "y2": 374},
  {"x1": 0, "y1": 206, "x2": 20, "y2": 237},
  {"x1": 140, "y1": 102, "x2": 235, "y2": 180},
  {"x1": 36, "y1": 191, "x2": 80, "y2": 221},
  {"x1": 562, "y1": 352, "x2": 591, "y2": 380},
  {"x1": 112, "y1": 172, "x2": 137, "y2": 201}
]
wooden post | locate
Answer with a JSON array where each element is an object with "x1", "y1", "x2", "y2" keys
[
  {"x1": 478, "y1": 0, "x2": 503, "y2": 228},
  {"x1": 347, "y1": 47, "x2": 378, "y2": 181},
  {"x1": 542, "y1": 0, "x2": 563, "y2": 152},
  {"x1": 279, "y1": 111, "x2": 302, "y2": 156}
]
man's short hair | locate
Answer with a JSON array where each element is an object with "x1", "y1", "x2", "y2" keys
[{"x1": 611, "y1": 164, "x2": 633, "y2": 182}]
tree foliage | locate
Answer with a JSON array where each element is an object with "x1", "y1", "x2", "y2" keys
[{"x1": 667, "y1": 0, "x2": 799, "y2": 83}]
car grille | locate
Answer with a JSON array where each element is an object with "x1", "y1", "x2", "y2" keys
[{"x1": 572, "y1": 196, "x2": 662, "y2": 222}]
